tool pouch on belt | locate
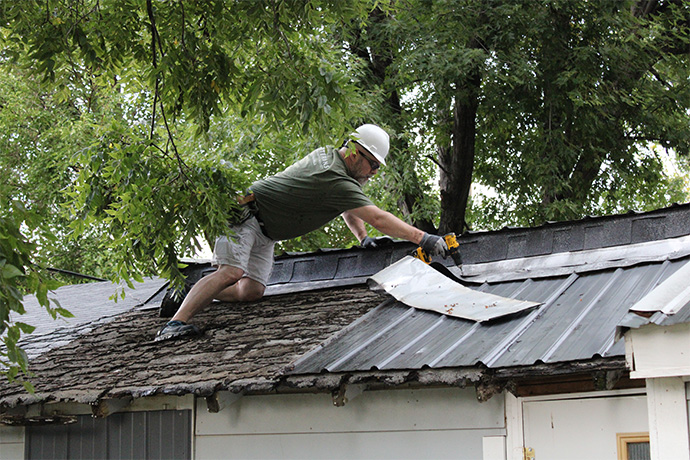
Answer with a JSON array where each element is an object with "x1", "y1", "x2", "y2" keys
[
  {"x1": 234, "y1": 192, "x2": 258, "y2": 225},
  {"x1": 234, "y1": 192, "x2": 271, "y2": 239}
]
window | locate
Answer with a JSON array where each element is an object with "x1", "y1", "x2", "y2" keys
[{"x1": 617, "y1": 433, "x2": 650, "y2": 460}]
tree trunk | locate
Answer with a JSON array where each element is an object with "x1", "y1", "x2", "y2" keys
[{"x1": 438, "y1": 46, "x2": 482, "y2": 235}]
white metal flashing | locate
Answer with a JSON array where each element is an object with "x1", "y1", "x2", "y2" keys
[
  {"x1": 368, "y1": 256, "x2": 541, "y2": 322},
  {"x1": 630, "y1": 261, "x2": 690, "y2": 315},
  {"x1": 455, "y1": 234, "x2": 690, "y2": 283}
]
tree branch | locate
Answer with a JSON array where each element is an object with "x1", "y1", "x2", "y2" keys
[
  {"x1": 146, "y1": 0, "x2": 189, "y2": 181},
  {"x1": 426, "y1": 153, "x2": 448, "y2": 174},
  {"x1": 147, "y1": 0, "x2": 159, "y2": 140}
]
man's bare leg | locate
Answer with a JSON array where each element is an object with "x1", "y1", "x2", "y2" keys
[
  {"x1": 215, "y1": 277, "x2": 265, "y2": 303},
  {"x1": 171, "y1": 265, "x2": 244, "y2": 323}
]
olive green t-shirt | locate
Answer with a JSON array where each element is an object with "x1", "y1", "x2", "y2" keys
[{"x1": 251, "y1": 147, "x2": 373, "y2": 241}]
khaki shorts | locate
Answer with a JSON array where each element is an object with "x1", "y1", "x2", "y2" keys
[{"x1": 211, "y1": 217, "x2": 275, "y2": 286}]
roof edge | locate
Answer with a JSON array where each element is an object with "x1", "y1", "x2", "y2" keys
[{"x1": 0, "y1": 357, "x2": 629, "y2": 414}]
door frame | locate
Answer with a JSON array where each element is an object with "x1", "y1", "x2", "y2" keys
[{"x1": 504, "y1": 388, "x2": 647, "y2": 460}]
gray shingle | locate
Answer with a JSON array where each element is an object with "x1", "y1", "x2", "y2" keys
[
  {"x1": 0, "y1": 287, "x2": 381, "y2": 409},
  {"x1": 16, "y1": 278, "x2": 167, "y2": 358}
]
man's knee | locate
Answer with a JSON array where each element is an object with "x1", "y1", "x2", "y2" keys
[
  {"x1": 240, "y1": 291, "x2": 264, "y2": 302},
  {"x1": 237, "y1": 279, "x2": 265, "y2": 302},
  {"x1": 214, "y1": 265, "x2": 244, "y2": 287}
]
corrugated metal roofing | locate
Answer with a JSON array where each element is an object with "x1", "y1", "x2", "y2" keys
[
  {"x1": 618, "y1": 259, "x2": 690, "y2": 329},
  {"x1": 288, "y1": 257, "x2": 690, "y2": 375},
  {"x1": 629, "y1": 261, "x2": 690, "y2": 315}
]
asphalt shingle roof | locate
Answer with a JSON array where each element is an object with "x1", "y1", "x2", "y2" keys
[
  {"x1": 15, "y1": 278, "x2": 167, "y2": 359},
  {"x1": 1, "y1": 286, "x2": 380, "y2": 409}
]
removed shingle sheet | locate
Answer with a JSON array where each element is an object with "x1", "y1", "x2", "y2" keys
[{"x1": 368, "y1": 256, "x2": 541, "y2": 322}]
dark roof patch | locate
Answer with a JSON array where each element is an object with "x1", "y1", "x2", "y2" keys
[{"x1": 458, "y1": 203, "x2": 690, "y2": 264}]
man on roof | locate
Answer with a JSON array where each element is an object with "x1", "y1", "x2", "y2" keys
[{"x1": 155, "y1": 124, "x2": 450, "y2": 341}]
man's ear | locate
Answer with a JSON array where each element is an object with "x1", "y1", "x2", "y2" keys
[{"x1": 344, "y1": 140, "x2": 357, "y2": 158}]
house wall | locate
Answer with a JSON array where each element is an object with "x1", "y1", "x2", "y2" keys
[
  {"x1": 195, "y1": 387, "x2": 506, "y2": 460},
  {"x1": 0, "y1": 395, "x2": 194, "y2": 460},
  {"x1": 627, "y1": 322, "x2": 690, "y2": 379},
  {"x1": 0, "y1": 386, "x2": 656, "y2": 460},
  {"x1": 0, "y1": 425, "x2": 24, "y2": 460},
  {"x1": 518, "y1": 390, "x2": 648, "y2": 460}
]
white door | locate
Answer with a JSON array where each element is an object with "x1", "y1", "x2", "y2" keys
[{"x1": 522, "y1": 391, "x2": 649, "y2": 460}]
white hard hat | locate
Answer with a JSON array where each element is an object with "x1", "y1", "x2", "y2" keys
[{"x1": 352, "y1": 124, "x2": 389, "y2": 165}]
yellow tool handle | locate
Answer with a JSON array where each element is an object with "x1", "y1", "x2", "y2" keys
[
  {"x1": 444, "y1": 233, "x2": 459, "y2": 249},
  {"x1": 413, "y1": 247, "x2": 432, "y2": 264}
]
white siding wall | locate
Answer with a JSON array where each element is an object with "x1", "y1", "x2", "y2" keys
[
  {"x1": 627, "y1": 323, "x2": 690, "y2": 379},
  {"x1": 195, "y1": 387, "x2": 505, "y2": 460},
  {"x1": 0, "y1": 426, "x2": 24, "y2": 460}
]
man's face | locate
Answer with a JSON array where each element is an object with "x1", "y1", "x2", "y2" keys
[{"x1": 352, "y1": 144, "x2": 381, "y2": 185}]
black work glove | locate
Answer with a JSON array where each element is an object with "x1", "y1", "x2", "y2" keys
[
  {"x1": 361, "y1": 236, "x2": 378, "y2": 249},
  {"x1": 360, "y1": 236, "x2": 394, "y2": 249},
  {"x1": 420, "y1": 232, "x2": 449, "y2": 258}
]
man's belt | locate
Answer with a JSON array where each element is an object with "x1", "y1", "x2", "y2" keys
[
  {"x1": 235, "y1": 192, "x2": 271, "y2": 239},
  {"x1": 237, "y1": 193, "x2": 256, "y2": 206}
]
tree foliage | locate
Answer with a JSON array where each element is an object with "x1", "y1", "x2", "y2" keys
[
  {"x1": 468, "y1": 0, "x2": 690, "y2": 227},
  {"x1": 2, "y1": 0, "x2": 375, "y2": 279},
  {"x1": 0, "y1": 200, "x2": 73, "y2": 392},
  {"x1": 367, "y1": 0, "x2": 690, "y2": 231}
]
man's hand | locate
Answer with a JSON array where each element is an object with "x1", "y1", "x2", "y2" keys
[
  {"x1": 361, "y1": 236, "x2": 378, "y2": 248},
  {"x1": 420, "y1": 233, "x2": 449, "y2": 258},
  {"x1": 360, "y1": 236, "x2": 393, "y2": 249}
]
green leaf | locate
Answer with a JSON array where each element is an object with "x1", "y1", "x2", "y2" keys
[
  {"x1": 15, "y1": 322, "x2": 36, "y2": 334},
  {"x1": 22, "y1": 380, "x2": 35, "y2": 394},
  {"x1": 55, "y1": 307, "x2": 74, "y2": 319},
  {"x1": 1, "y1": 264, "x2": 24, "y2": 280}
]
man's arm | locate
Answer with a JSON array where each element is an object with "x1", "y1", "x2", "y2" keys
[
  {"x1": 341, "y1": 209, "x2": 368, "y2": 242},
  {"x1": 343, "y1": 205, "x2": 425, "y2": 245}
]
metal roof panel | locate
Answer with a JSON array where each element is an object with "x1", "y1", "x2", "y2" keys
[
  {"x1": 368, "y1": 257, "x2": 540, "y2": 322},
  {"x1": 287, "y1": 257, "x2": 690, "y2": 375},
  {"x1": 630, "y1": 259, "x2": 690, "y2": 314},
  {"x1": 546, "y1": 263, "x2": 675, "y2": 362}
]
